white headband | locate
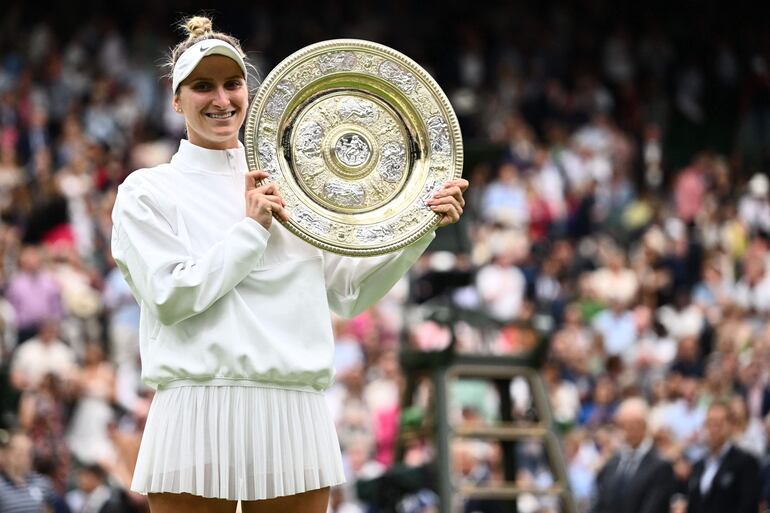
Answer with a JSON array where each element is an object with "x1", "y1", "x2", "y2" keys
[{"x1": 172, "y1": 39, "x2": 247, "y2": 93}]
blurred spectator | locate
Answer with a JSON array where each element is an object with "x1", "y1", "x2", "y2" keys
[
  {"x1": 738, "y1": 173, "x2": 770, "y2": 235},
  {"x1": 542, "y1": 361, "x2": 580, "y2": 428},
  {"x1": 661, "y1": 377, "x2": 706, "y2": 451},
  {"x1": 66, "y1": 342, "x2": 115, "y2": 466},
  {"x1": 738, "y1": 359, "x2": 770, "y2": 420},
  {"x1": 480, "y1": 163, "x2": 529, "y2": 228},
  {"x1": 17, "y1": 373, "x2": 71, "y2": 493},
  {"x1": 729, "y1": 394, "x2": 766, "y2": 458},
  {"x1": 102, "y1": 259, "x2": 138, "y2": 368},
  {"x1": 563, "y1": 430, "x2": 599, "y2": 511},
  {"x1": 670, "y1": 337, "x2": 705, "y2": 379},
  {"x1": 65, "y1": 464, "x2": 113, "y2": 513},
  {"x1": 591, "y1": 397, "x2": 673, "y2": 513},
  {"x1": 578, "y1": 376, "x2": 618, "y2": 429},
  {"x1": 590, "y1": 247, "x2": 638, "y2": 306},
  {"x1": 686, "y1": 401, "x2": 760, "y2": 513},
  {"x1": 591, "y1": 299, "x2": 635, "y2": 358},
  {"x1": 0, "y1": 430, "x2": 58, "y2": 513},
  {"x1": 733, "y1": 253, "x2": 770, "y2": 315},
  {"x1": 6, "y1": 246, "x2": 62, "y2": 343},
  {"x1": 475, "y1": 235, "x2": 527, "y2": 323},
  {"x1": 10, "y1": 321, "x2": 75, "y2": 391}
]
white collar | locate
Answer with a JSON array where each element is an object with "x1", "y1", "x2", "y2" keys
[
  {"x1": 623, "y1": 438, "x2": 653, "y2": 460},
  {"x1": 707, "y1": 442, "x2": 732, "y2": 462},
  {"x1": 170, "y1": 139, "x2": 247, "y2": 176}
]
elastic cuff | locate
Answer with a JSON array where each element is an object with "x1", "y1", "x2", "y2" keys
[{"x1": 242, "y1": 217, "x2": 272, "y2": 240}]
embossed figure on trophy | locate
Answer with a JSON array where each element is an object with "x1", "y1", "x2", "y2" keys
[
  {"x1": 258, "y1": 141, "x2": 280, "y2": 177},
  {"x1": 316, "y1": 51, "x2": 357, "y2": 73},
  {"x1": 297, "y1": 122, "x2": 324, "y2": 158},
  {"x1": 427, "y1": 116, "x2": 451, "y2": 154},
  {"x1": 294, "y1": 205, "x2": 332, "y2": 234},
  {"x1": 378, "y1": 60, "x2": 417, "y2": 93},
  {"x1": 338, "y1": 98, "x2": 379, "y2": 125},
  {"x1": 303, "y1": 168, "x2": 326, "y2": 192},
  {"x1": 378, "y1": 142, "x2": 406, "y2": 182},
  {"x1": 323, "y1": 180, "x2": 366, "y2": 207},
  {"x1": 357, "y1": 225, "x2": 391, "y2": 243},
  {"x1": 265, "y1": 80, "x2": 296, "y2": 119},
  {"x1": 294, "y1": 63, "x2": 321, "y2": 88},
  {"x1": 334, "y1": 134, "x2": 371, "y2": 167}
]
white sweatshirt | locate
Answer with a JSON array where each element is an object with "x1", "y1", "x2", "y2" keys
[{"x1": 111, "y1": 139, "x2": 434, "y2": 391}]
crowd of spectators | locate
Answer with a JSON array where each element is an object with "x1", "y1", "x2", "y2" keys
[{"x1": 1, "y1": 1, "x2": 770, "y2": 512}]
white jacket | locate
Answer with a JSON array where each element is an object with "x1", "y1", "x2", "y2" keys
[{"x1": 111, "y1": 140, "x2": 434, "y2": 391}]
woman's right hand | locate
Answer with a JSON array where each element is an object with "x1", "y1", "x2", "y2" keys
[{"x1": 245, "y1": 170, "x2": 289, "y2": 230}]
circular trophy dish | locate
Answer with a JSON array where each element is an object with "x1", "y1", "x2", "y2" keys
[{"x1": 245, "y1": 39, "x2": 463, "y2": 256}]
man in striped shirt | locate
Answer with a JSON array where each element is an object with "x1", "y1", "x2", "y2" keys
[{"x1": 0, "y1": 431, "x2": 55, "y2": 513}]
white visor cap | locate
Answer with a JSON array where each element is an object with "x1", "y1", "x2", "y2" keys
[{"x1": 172, "y1": 39, "x2": 247, "y2": 93}]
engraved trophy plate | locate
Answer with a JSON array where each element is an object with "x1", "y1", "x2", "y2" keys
[{"x1": 245, "y1": 39, "x2": 463, "y2": 256}]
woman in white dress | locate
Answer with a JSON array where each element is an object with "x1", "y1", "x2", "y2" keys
[{"x1": 110, "y1": 15, "x2": 468, "y2": 513}]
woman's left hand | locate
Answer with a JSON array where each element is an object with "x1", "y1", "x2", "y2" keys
[{"x1": 428, "y1": 178, "x2": 469, "y2": 227}]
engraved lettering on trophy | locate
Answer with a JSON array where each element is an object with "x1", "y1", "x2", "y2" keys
[
  {"x1": 427, "y1": 115, "x2": 451, "y2": 154},
  {"x1": 338, "y1": 98, "x2": 379, "y2": 125},
  {"x1": 323, "y1": 181, "x2": 366, "y2": 208},
  {"x1": 367, "y1": 177, "x2": 387, "y2": 200},
  {"x1": 317, "y1": 52, "x2": 357, "y2": 73},
  {"x1": 334, "y1": 134, "x2": 371, "y2": 167},
  {"x1": 374, "y1": 123, "x2": 400, "y2": 139},
  {"x1": 264, "y1": 80, "x2": 296, "y2": 119},
  {"x1": 296, "y1": 122, "x2": 324, "y2": 158},
  {"x1": 428, "y1": 164, "x2": 451, "y2": 182},
  {"x1": 378, "y1": 142, "x2": 406, "y2": 182},
  {"x1": 378, "y1": 60, "x2": 417, "y2": 93}
]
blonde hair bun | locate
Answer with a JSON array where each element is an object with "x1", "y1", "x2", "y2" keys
[{"x1": 185, "y1": 16, "x2": 213, "y2": 40}]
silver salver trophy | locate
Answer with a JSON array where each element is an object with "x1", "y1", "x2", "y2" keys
[{"x1": 245, "y1": 39, "x2": 463, "y2": 256}]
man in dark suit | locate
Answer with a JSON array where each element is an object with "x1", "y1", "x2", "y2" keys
[
  {"x1": 687, "y1": 400, "x2": 760, "y2": 513},
  {"x1": 591, "y1": 397, "x2": 674, "y2": 513}
]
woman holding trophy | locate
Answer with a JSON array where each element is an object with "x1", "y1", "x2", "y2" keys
[{"x1": 111, "y1": 15, "x2": 468, "y2": 513}]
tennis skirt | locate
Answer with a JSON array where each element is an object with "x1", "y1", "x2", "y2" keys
[{"x1": 130, "y1": 385, "x2": 346, "y2": 501}]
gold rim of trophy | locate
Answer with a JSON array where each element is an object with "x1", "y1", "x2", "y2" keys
[{"x1": 245, "y1": 39, "x2": 463, "y2": 256}]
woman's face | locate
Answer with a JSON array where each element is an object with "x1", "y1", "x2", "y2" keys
[{"x1": 173, "y1": 55, "x2": 247, "y2": 150}]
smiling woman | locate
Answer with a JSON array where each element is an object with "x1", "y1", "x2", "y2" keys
[
  {"x1": 110, "y1": 13, "x2": 468, "y2": 513},
  {"x1": 173, "y1": 56, "x2": 248, "y2": 150}
]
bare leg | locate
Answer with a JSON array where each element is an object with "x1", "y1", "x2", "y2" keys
[
  {"x1": 148, "y1": 492, "x2": 238, "y2": 513},
  {"x1": 241, "y1": 487, "x2": 330, "y2": 513}
]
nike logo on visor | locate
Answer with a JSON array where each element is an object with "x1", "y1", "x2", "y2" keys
[{"x1": 200, "y1": 46, "x2": 209, "y2": 52}]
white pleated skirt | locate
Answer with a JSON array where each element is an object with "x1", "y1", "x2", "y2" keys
[{"x1": 130, "y1": 385, "x2": 346, "y2": 501}]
